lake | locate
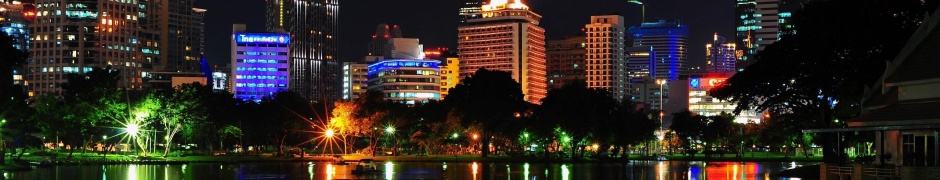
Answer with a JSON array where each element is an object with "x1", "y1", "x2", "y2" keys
[{"x1": 3, "y1": 161, "x2": 814, "y2": 179}]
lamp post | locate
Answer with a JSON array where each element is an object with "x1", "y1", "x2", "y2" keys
[
  {"x1": 656, "y1": 79, "x2": 666, "y2": 154},
  {"x1": 628, "y1": 0, "x2": 646, "y2": 22}
]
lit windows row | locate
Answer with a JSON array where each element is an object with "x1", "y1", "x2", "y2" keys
[
  {"x1": 235, "y1": 83, "x2": 287, "y2": 88},
  {"x1": 236, "y1": 59, "x2": 288, "y2": 64},
  {"x1": 235, "y1": 75, "x2": 286, "y2": 80},
  {"x1": 236, "y1": 51, "x2": 288, "y2": 56},
  {"x1": 386, "y1": 92, "x2": 439, "y2": 99},
  {"x1": 235, "y1": 67, "x2": 287, "y2": 72}
]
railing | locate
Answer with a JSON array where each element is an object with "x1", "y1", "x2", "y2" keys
[
  {"x1": 828, "y1": 166, "x2": 853, "y2": 180},
  {"x1": 863, "y1": 167, "x2": 899, "y2": 180}
]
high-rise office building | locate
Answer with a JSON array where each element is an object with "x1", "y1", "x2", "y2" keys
[
  {"x1": 546, "y1": 34, "x2": 585, "y2": 89},
  {"x1": 458, "y1": 0, "x2": 547, "y2": 104},
  {"x1": 459, "y1": 0, "x2": 486, "y2": 25},
  {"x1": 25, "y1": 0, "x2": 204, "y2": 98},
  {"x1": 231, "y1": 24, "x2": 290, "y2": 102},
  {"x1": 1, "y1": 1, "x2": 33, "y2": 87},
  {"x1": 735, "y1": 0, "x2": 795, "y2": 70},
  {"x1": 266, "y1": 0, "x2": 340, "y2": 103},
  {"x1": 706, "y1": 34, "x2": 736, "y2": 73},
  {"x1": 627, "y1": 20, "x2": 688, "y2": 81},
  {"x1": 28, "y1": 0, "x2": 147, "y2": 97},
  {"x1": 367, "y1": 23, "x2": 402, "y2": 57},
  {"x1": 585, "y1": 15, "x2": 627, "y2": 100},
  {"x1": 145, "y1": 0, "x2": 204, "y2": 73}
]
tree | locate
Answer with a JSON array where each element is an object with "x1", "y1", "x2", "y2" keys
[
  {"x1": 536, "y1": 80, "x2": 622, "y2": 158},
  {"x1": 669, "y1": 110, "x2": 707, "y2": 150},
  {"x1": 445, "y1": 68, "x2": 528, "y2": 157},
  {"x1": 154, "y1": 83, "x2": 208, "y2": 157},
  {"x1": 710, "y1": 0, "x2": 929, "y2": 163}
]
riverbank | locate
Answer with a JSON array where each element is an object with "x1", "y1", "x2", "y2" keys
[{"x1": 5, "y1": 151, "x2": 822, "y2": 166}]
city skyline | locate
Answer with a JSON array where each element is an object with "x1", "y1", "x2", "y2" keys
[{"x1": 197, "y1": 0, "x2": 734, "y2": 67}]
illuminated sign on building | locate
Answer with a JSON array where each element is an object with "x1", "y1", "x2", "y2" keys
[
  {"x1": 690, "y1": 78, "x2": 727, "y2": 89},
  {"x1": 234, "y1": 33, "x2": 289, "y2": 44},
  {"x1": 368, "y1": 59, "x2": 440, "y2": 73}
]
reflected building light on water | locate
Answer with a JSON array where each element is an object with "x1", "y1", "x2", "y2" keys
[
  {"x1": 102, "y1": 165, "x2": 107, "y2": 180},
  {"x1": 561, "y1": 164, "x2": 570, "y2": 180},
  {"x1": 385, "y1": 162, "x2": 394, "y2": 180},
  {"x1": 506, "y1": 165, "x2": 510, "y2": 180},
  {"x1": 442, "y1": 162, "x2": 447, "y2": 171}
]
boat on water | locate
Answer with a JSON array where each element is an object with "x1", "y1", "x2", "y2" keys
[{"x1": 351, "y1": 159, "x2": 380, "y2": 175}]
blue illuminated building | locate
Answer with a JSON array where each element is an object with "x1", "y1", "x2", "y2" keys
[
  {"x1": 231, "y1": 24, "x2": 290, "y2": 102},
  {"x1": 628, "y1": 20, "x2": 689, "y2": 81},
  {"x1": 367, "y1": 59, "x2": 441, "y2": 105}
]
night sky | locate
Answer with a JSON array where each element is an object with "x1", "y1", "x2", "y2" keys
[{"x1": 195, "y1": 0, "x2": 735, "y2": 67}]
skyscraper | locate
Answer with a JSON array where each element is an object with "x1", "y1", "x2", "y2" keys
[
  {"x1": 266, "y1": 0, "x2": 340, "y2": 103},
  {"x1": 28, "y1": 0, "x2": 146, "y2": 97},
  {"x1": 585, "y1": 15, "x2": 627, "y2": 100},
  {"x1": 735, "y1": 0, "x2": 795, "y2": 70},
  {"x1": 628, "y1": 20, "x2": 689, "y2": 81},
  {"x1": 147, "y1": 0, "x2": 204, "y2": 73},
  {"x1": 458, "y1": 0, "x2": 547, "y2": 104},
  {"x1": 459, "y1": 0, "x2": 486, "y2": 25},
  {"x1": 706, "y1": 34, "x2": 736, "y2": 73},
  {"x1": 546, "y1": 34, "x2": 585, "y2": 89}
]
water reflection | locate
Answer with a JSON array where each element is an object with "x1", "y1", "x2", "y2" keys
[{"x1": 5, "y1": 161, "x2": 812, "y2": 180}]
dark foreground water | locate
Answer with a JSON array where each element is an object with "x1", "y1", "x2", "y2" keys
[{"x1": 3, "y1": 161, "x2": 815, "y2": 180}]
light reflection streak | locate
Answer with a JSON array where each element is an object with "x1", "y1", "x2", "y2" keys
[
  {"x1": 506, "y1": 165, "x2": 510, "y2": 180},
  {"x1": 308, "y1": 162, "x2": 314, "y2": 180},
  {"x1": 326, "y1": 163, "x2": 334, "y2": 180},
  {"x1": 657, "y1": 161, "x2": 666, "y2": 180},
  {"x1": 561, "y1": 164, "x2": 570, "y2": 180},
  {"x1": 524, "y1": 163, "x2": 530, "y2": 180},
  {"x1": 472, "y1": 162, "x2": 479, "y2": 180},
  {"x1": 128, "y1": 164, "x2": 137, "y2": 180},
  {"x1": 385, "y1": 161, "x2": 394, "y2": 180}
]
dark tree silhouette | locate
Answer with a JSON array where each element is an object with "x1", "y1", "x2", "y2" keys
[
  {"x1": 710, "y1": 0, "x2": 929, "y2": 163},
  {"x1": 445, "y1": 68, "x2": 528, "y2": 158}
]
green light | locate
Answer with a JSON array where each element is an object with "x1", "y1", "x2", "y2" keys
[
  {"x1": 451, "y1": 133, "x2": 458, "y2": 139},
  {"x1": 385, "y1": 126, "x2": 395, "y2": 133},
  {"x1": 102, "y1": 135, "x2": 108, "y2": 140},
  {"x1": 563, "y1": 137, "x2": 571, "y2": 143},
  {"x1": 523, "y1": 133, "x2": 529, "y2": 138}
]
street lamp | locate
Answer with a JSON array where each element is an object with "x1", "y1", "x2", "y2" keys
[
  {"x1": 656, "y1": 79, "x2": 667, "y2": 154},
  {"x1": 325, "y1": 128, "x2": 335, "y2": 138},
  {"x1": 628, "y1": 0, "x2": 646, "y2": 22}
]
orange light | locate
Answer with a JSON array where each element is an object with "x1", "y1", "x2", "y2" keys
[{"x1": 472, "y1": 134, "x2": 479, "y2": 140}]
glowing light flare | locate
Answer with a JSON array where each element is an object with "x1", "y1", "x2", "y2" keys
[
  {"x1": 124, "y1": 123, "x2": 140, "y2": 137},
  {"x1": 472, "y1": 134, "x2": 479, "y2": 140},
  {"x1": 325, "y1": 129, "x2": 335, "y2": 138},
  {"x1": 326, "y1": 164, "x2": 334, "y2": 180}
]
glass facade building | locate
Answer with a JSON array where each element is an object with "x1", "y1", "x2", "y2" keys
[
  {"x1": 628, "y1": 20, "x2": 689, "y2": 81},
  {"x1": 230, "y1": 29, "x2": 290, "y2": 102},
  {"x1": 266, "y1": 0, "x2": 340, "y2": 104}
]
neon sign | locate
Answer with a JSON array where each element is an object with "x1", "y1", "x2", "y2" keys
[
  {"x1": 368, "y1": 60, "x2": 440, "y2": 74},
  {"x1": 690, "y1": 78, "x2": 727, "y2": 89},
  {"x1": 235, "y1": 33, "x2": 289, "y2": 44}
]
